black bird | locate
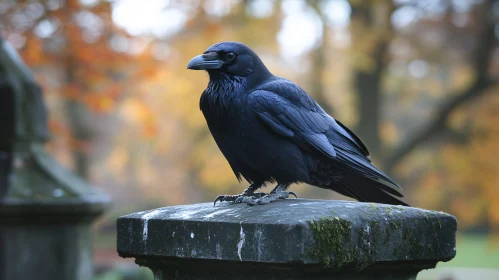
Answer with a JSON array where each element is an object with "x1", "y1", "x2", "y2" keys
[{"x1": 187, "y1": 42, "x2": 408, "y2": 206}]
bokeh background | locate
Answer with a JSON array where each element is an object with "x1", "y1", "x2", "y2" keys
[{"x1": 1, "y1": 0, "x2": 498, "y2": 279}]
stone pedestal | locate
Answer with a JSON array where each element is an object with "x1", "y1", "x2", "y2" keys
[
  {"x1": 0, "y1": 36, "x2": 111, "y2": 280},
  {"x1": 117, "y1": 199, "x2": 457, "y2": 280}
]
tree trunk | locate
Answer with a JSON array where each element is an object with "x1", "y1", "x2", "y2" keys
[
  {"x1": 309, "y1": 0, "x2": 334, "y2": 114},
  {"x1": 63, "y1": 1, "x2": 93, "y2": 179},
  {"x1": 349, "y1": 1, "x2": 394, "y2": 159},
  {"x1": 354, "y1": 41, "x2": 388, "y2": 158}
]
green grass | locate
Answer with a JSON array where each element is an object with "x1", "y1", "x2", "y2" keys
[{"x1": 438, "y1": 234, "x2": 499, "y2": 268}]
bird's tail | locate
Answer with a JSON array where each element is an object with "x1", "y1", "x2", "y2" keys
[{"x1": 332, "y1": 174, "x2": 410, "y2": 206}]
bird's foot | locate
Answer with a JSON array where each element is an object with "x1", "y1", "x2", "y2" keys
[
  {"x1": 234, "y1": 193, "x2": 267, "y2": 204},
  {"x1": 213, "y1": 192, "x2": 266, "y2": 206},
  {"x1": 245, "y1": 191, "x2": 297, "y2": 206}
]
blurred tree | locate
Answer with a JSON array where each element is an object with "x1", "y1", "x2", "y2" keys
[
  {"x1": 0, "y1": 0, "x2": 157, "y2": 179},
  {"x1": 349, "y1": 0, "x2": 395, "y2": 159},
  {"x1": 384, "y1": 0, "x2": 498, "y2": 173},
  {"x1": 309, "y1": 0, "x2": 335, "y2": 115}
]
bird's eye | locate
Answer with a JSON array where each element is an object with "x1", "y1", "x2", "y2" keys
[{"x1": 226, "y1": 52, "x2": 236, "y2": 61}]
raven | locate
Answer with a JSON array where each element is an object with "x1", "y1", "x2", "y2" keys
[{"x1": 187, "y1": 42, "x2": 408, "y2": 206}]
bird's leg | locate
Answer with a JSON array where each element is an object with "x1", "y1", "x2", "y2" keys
[
  {"x1": 213, "y1": 183, "x2": 265, "y2": 206},
  {"x1": 245, "y1": 184, "x2": 297, "y2": 206}
]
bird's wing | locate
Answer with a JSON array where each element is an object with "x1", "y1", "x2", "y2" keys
[
  {"x1": 248, "y1": 89, "x2": 369, "y2": 160},
  {"x1": 334, "y1": 120, "x2": 370, "y2": 158},
  {"x1": 248, "y1": 88, "x2": 402, "y2": 195},
  {"x1": 250, "y1": 90, "x2": 337, "y2": 158}
]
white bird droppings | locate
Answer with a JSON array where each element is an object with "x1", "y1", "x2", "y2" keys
[
  {"x1": 237, "y1": 225, "x2": 246, "y2": 261},
  {"x1": 216, "y1": 243, "x2": 222, "y2": 259},
  {"x1": 142, "y1": 210, "x2": 161, "y2": 241}
]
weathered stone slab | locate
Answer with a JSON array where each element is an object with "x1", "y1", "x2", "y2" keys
[{"x1": 117, "y1": 199, "x2": 456, "y2": 279}]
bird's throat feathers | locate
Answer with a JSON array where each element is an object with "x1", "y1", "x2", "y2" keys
[
  {"x1": 201, "y1": 74, "x2": 247, "y2": 118},
  {"x1": 206, "y1": 73, "x2": 247, "y2": 96}
]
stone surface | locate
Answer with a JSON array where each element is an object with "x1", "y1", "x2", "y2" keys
[
  {"x1": 0, "y1": 224, "x2": 94, "y2": 280},
  {"x1": 117, "y1": 199, "x2": 457, "y2": 279},
  {"x1": 0, "y1": 36, "x2": 111, "y2": 280},
  {"x1": 0, "y1": 37, "x2": 50, "y2": 142}
]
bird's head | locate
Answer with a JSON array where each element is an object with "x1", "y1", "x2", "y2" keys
[{"x1": 187, "y1": 42, "x2": 271, "y2": 82}]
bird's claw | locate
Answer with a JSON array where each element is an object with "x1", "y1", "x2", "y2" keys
[
  {"x1": 214, "y1": 192, "x2": 267, "y2": 206},
  {"x1": 245, "y1": 191, "x2": 298, "y2": 206},
  {"x1": 233, "y1": 192, "x2": 266, "y2": 204},
  {"x1": 213, "y1": 195, "x2": 231, "y2": 206},
  {"x1": 234, "y1": 196, "x2": 251, "y2": 204},
  {"x1": 214, "y1": 190, "x2": 296, "y2": 206}
]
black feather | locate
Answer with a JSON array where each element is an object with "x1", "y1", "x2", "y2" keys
[{"x1": 194, "y1": 42, "x2": 408, "y2": 206}]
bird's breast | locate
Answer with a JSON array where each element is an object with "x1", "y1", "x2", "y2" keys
[{"x1": 200, "y1": 90, "x2": 246, "y2": 139}]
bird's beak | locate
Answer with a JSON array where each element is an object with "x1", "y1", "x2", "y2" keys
[{"x1": 187, "y1": 52, "x2": 223, "y2": 70}]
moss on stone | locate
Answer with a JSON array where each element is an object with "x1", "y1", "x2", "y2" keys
[
  {"x1": 410, "y1": 236, "x2": 426, "y2": 257},
  {"x1": 307, "y1": 217, "x2": 353, "y2": 267},
  {"x1": 357, "y1": 221, "x2": 379, "y2": 269},
  {"x1": 306, "y1": 216, "x2": 377, "y2": 270},
  {"x1": 421, "y1": 212, "x2": 430, "y2": 222},
  {"x1": 304, "y1": 206, "x2": 451, "y2": 270},
  {"x1": 436, "y1": 217, "x2": 442, "y2": 229},
  {"x1": 368, "y1": 203, "x2": 378, "y2": 210},
  {"x1": 390, "y1": 221, "x2": 398, "y2": 229}
]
